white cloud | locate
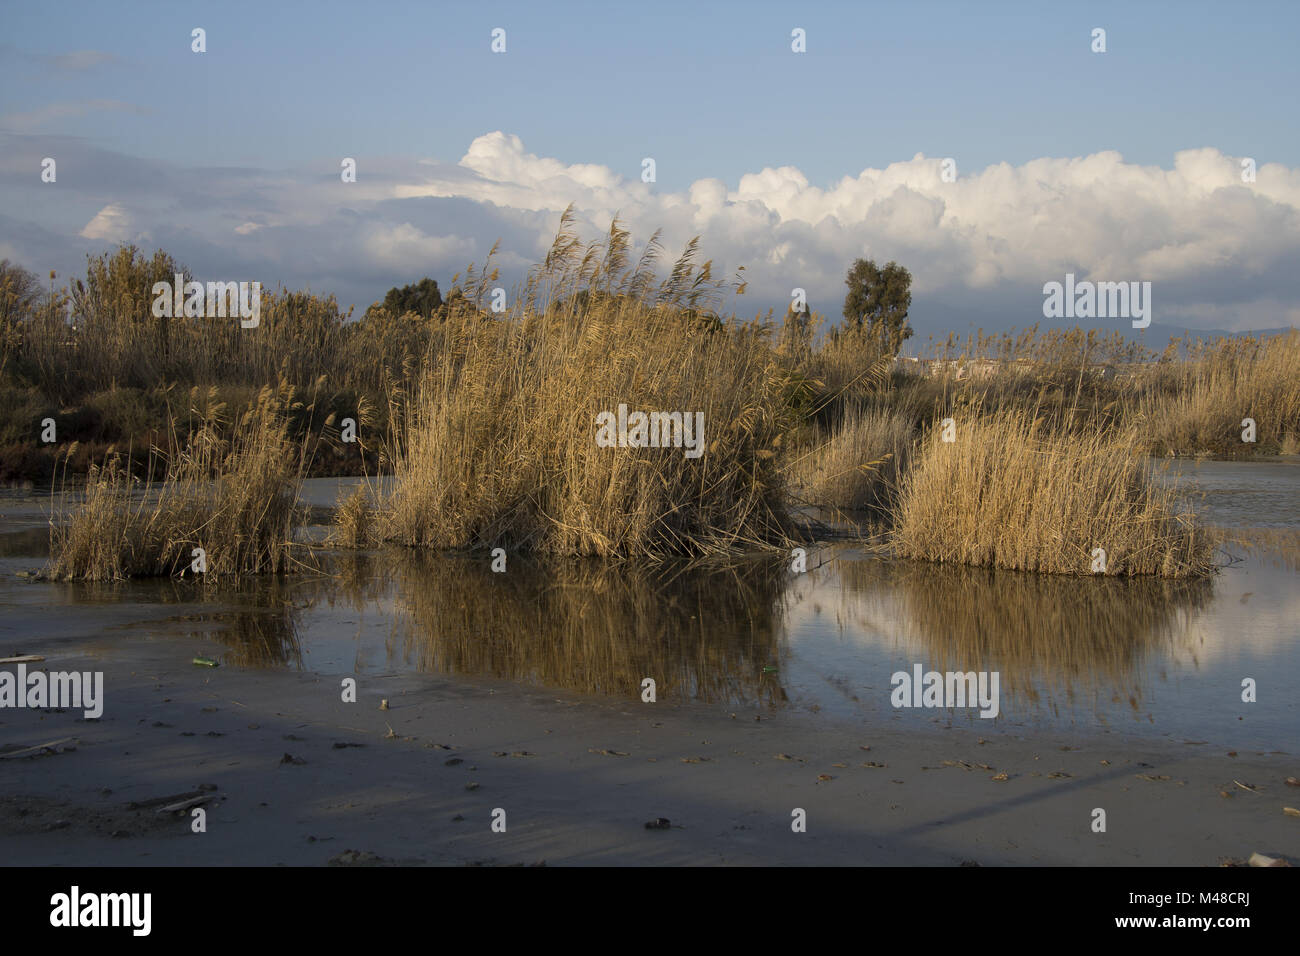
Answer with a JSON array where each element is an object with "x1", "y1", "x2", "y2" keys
[
  {"x1": 79, "y1": 203, "x2": 137, "y2": 242},
  {"x1": 359, "y1": 222, "x2": 476, "y2": 273},
  {"x1": 386, "y1": 135, "x2": 1300, "y2": 328},
  {"x1": 12, "y1": 131, "x2": 1300, "y2": 330}
]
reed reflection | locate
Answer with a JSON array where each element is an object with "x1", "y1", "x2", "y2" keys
[
  {"x1": 392, "y1": 553, "x2": 791, "y2": 706},
  {"x1": 835, "y1": 557, "x2": 1214, "y2": 716}
]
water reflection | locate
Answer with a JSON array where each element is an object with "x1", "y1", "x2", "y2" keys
[
  {"x1": 392, "y1": 553, "x2": 790, "y2": 706},
  {"x1": 168, "y1": 544, "x2": 1225, "y2": 728},
  {"x1": 829, "y1": 556, "x2": 1213, "y2": 716},
  {"x1": 11, "y1": 530, "x2": 1300, "y2": 744},
  {"x1": 7, "y1": 466, "x2": 1294, "y2": 746},
  {"x1": 197, "y1": 577, "x2": 308, "y2": 668}
]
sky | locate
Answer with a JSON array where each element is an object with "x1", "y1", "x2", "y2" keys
[{"x1": 2, "y1": 0, "x2": 1299, "y2": 342}]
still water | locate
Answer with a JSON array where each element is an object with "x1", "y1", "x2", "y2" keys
[{"x1": 2, "y1": 461, "x2": 1297, "y2": 750}]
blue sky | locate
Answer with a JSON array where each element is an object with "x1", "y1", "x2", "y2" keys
[{"x1": 3, "y1": 0, "x2": 1299, "y2": 339}]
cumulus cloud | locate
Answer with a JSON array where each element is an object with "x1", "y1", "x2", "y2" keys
[
  {"x1": 5, "y1": 129, "x2": 1299, "y2": 333},
  {"x1": 358, "y1": 222, "x2": 476, "y2": 273},
  {"x1": 79, "y1": 203, "x2": 139, "y2": 242},
  {"x1": 387, "y1": 135, "x2": 1300, "y2": 333}
]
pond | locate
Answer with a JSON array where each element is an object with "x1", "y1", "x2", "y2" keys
[{"x1": 2, "y1": 460, "x2": 1296, "y2": 751}]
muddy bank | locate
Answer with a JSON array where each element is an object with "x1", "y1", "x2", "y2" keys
[{"x1": 1, "y1": 630, "x2": 1295, "y2": 866}]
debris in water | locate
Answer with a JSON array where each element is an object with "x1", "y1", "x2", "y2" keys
[{"x1": 0, "y1": 737, "x2": 75, "y2": 760}]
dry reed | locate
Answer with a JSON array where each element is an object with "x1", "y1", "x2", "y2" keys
[
  {"x1": 50, "y1": 383, "x2": 308, "y2": 580},
  {"x1": 893, "y1": 410, "x2": 1214, "y2": 577},
  {"x1": 381, "y1": 213, "x2": 798, "y2": 558}
]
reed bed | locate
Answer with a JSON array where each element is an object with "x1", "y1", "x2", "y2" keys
[
  {"x1": 1133, "y1": 330, "x2": 1300, "y2": 456},
  {"x1": 20, "y1": 223, "x2": 1298, "y2": 577},
  {"x1": 789, "y1": 403, "x2": 913, "y2": 514},
  {"x1": 49, "y1": 384, "x2": 308, "y2": 580},
  {"x1": 892, "y1": 410, "x2": 1214, "y2": 577},
  {"x1": 330, "y1": 485, "x2": 378, "y2": 548},
  {"x1": 380, "y1": 216, "x2": 797, "y2": 558}
]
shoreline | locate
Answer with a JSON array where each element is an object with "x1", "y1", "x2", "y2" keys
[{"x1": 2, "y1": 627, "x2": 1294, "y2": 866}]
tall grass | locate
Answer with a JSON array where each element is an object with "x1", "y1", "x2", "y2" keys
[
  {"x1": 893, "y1": 410, "x2": 1214, "y2": 577},
  {"x1": 789, "y1": 403, "x2": 913, "y2": 514},
  {"x1": 1134, "y1": 330, "x2": 1300, "y2": 456},
  {"x1": 50, "y1": 383, "x2": 308, "y2": 580},
  {"x1": 330, "y1": 484, "x2": 377, "y2": 548},
  {"x1": 21, "y1": 223, "x2": 1295, "y2": 577},
  {"x1": 381, "y1": 214, "x2": 798, "y2": 558}
]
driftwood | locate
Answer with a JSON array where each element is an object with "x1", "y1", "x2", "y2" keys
[
  {"x1": 0, "y1": 737, "x2": 74, "y2": 759},
  {"x1": 154, "y1": 793, "x2": 220, "y2": 815},
  {"x1": 126, "y1": 790, "x2": 209, "y2": 811}
]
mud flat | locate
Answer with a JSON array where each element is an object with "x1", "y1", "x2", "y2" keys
[{"x1": 1, "y1": 626, "x2": 1295, "y2": 867}]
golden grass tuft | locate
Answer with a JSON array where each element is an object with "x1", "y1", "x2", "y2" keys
[
  {"x1": 50, "y1": 386, "x2": 306, "y2": 580},
  {"x1": 380, "y1": 215, "x2": 798, "y2": 558},
  {"x1": 330, "y1": 485, "x2": 376, "y2": 548},
  {"x1": 790, "y1": 403, "x2": 914, "y2": 514},
  {"x1": 892, "y1": 409, "x2": 1214, "y2": 577},
  {"x1": 1136, "y1": 330, "x2": 1300, "y2": 456}
]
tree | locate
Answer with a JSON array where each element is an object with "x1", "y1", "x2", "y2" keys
[
  {"x1": 0, "y1": 260, "x2": 42, "y2": 326},
  {"x1": 0, "y1": 260, "x2": 43, "y2": 368},
  {"x1": 842, "y1": 259, "x2": 912, "y2": 356},
  {"x1": 380, "y1": 277, "x2": 443, "y2": 318}
]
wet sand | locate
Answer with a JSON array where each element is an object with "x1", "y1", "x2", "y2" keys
[
  {"x1": 3, "y1": 466, "x2": 1298, "y2": 866},
  {"x1": 2, "y1": 629, "x2": 1295, "y2": 866}
]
